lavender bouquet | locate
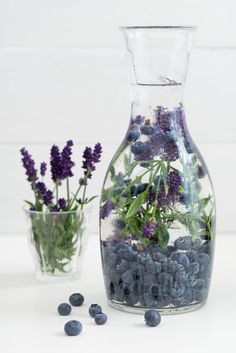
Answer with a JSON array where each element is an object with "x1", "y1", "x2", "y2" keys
[{"x1": 20, "y1": 140, "x2": 102, "y2": 278}]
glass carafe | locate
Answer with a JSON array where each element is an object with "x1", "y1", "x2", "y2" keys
[{"x1": 100, "y1": 26, "x2": 216, "y2": 314}]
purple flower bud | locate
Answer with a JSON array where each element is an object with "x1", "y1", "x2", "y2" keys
[
  {"x1": 36, "y1": 181, "x2": 54, "y2": 206},
  {"x1": 132, "y1": 115, "x2": 145, "y2": 125},
  {"x1": 142, "y1": 220, "x2": 157, "y2": 238},
  {"x1": 167, "y1": 170, "x2": 182, "y2": 202},
  {"x1": 36, "y1": 181, "x2": 47, "y2": 196},
  {"x1": 81, "y1": 143, "x2": 102, "y2": 183},
  {"x1": 58, "y1": 198, "x2": 66, "y2": 210},
  {"x1": 40, "y1": 162, "x2": 47, "y2": 177},
  {"x1": 61, "y1": 140, "x2": 75, "y2": 179},
  {"x1": 100, "y1": 199, "x2": 115, "y2": 220},
  {"x1": 43, "y1": 190, "x2": 53, "y2": 206},
  {"x1": 155, "y1": 106, "x2": 172, "y2": 132},
  {"x1": 50, "y1": 144, "x2": 62, "y2": 182},
  {"x1": 197, "y1": 165, "x2": 206, "y2": 179},
  {"x1": 20, "y1": 148, "x2": 38, "y2": 182}
]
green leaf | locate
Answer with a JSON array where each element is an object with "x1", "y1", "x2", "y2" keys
[
  {"x1": 159, "y1": 225, "x2": 169, "y2": 246},
  {"x1": 125, "y1": 193, "x2": 146, "y2": 219},
  {"x1": 24, "y1": 200, "x2": 35, "y2": 208},
  {"x1": 110, "y1": 165, "x2": 115, "y2": 181}
]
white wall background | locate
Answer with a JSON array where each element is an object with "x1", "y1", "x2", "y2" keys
[{"x1": 0, "y1": 0, "x2": 235, "y2": 235}]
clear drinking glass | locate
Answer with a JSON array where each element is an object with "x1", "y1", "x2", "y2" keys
[
  {"x1": 100, "y1": 26, "x2": 216, "y2": 314},
  {"x1": 25, "y1": 208, "x2": 91, "y2": 281}
]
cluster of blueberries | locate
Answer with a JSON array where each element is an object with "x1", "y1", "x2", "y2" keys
[
  {"x1": 58, "y1": 293, "x2": 162, "y2": 336},
  {"x1": 102, "y1": 236, "x2": 212, "y2": 309},
  {"x1": 57, "y1": 293, "x2": 107, "y2": 336}
]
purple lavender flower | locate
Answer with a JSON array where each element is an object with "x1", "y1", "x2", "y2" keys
[
  {"x1": 149, "y1": 132, "x2": 164, "y2": 157},
  {"x1": 50, "y1": 145, "x2": 62, "y2": 182},
  {"x1": 157, "y1": 183, "x2": 169, "y2": 207},
  {"x1": 100, "y1": 199, "x2": 115, "y2": 219},
  {"x1": 36, "y1": 181, "x2": 53, "y2": 206},
  {"x1": 36, "y1": 181, "x2": 47, "y2": 196},
  {"x1": 174, "y1": 103, "x2": 188, "y2": 138},
  {"x1": 163, "y1": 139, "x2": 179, "y2": 161},
  {"x1": 132, "y1": 115, "x2": 145, "y2": 125},
  {"x1": 155, "y1": 106, "x2": 172, "y2": 132},
  {"x1": 197, "y1": 165, "x2": 206, "y2": 179},
  {"x1": 92, "y1": 143, "x2": 102, "y2": 163},
  {"x1": 50, "y1": 205, "x2": 59, "y2": 212},
  {"x1": 167, "y1": 170, "x2": 182, "y2": 202},
  {"x1": 142, "y1": 220, "x2": 157, "y2": 238},
  {"x1": 61, "y1": 140, "x2": 75, "y2": 179},
  {"x1": 58, "y1": 198, "x2": 66, "y2": 210},
  {"x1": 40, "y1": 162, "x2": 47, "y2": 177},
  {"x1": 43, "y1": 190, "x2": 53, "y2": 206},
  {"x1": 20, "y1": 148, "x2": 38, "y2": 182},
  {"x1": 81, "y1": 143, "x2": 102, "y2": 182}
]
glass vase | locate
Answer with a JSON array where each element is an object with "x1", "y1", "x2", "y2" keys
[
  {"x1": 25, "y1": 208, "x2": 91, "y2": 281},
  {"x1": 100, "y1": 26, "x2": 216, "y2": 314}
]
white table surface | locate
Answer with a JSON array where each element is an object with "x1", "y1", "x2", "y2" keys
[{"x1": 0, "y1": 233, "x2": 235, "y2": 353}]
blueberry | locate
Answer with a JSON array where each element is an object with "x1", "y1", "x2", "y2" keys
[
  {"x1": 153, "y1": 252, "x2": 166, "y2": 262},
  {"x1": 183, "y1": 287, "x2": 194, "y2": 304},
  {"x1": 64, "y1": 320, "x2": 82, "y2": 336},
  {"x1": 197, "y1": 253, "x2": 210, "y2": 271},
  {"x1": 57, "y1": 303, "x2": 72, "y2": 316},
  {"x1": 154, "y1": 261, "x2": 162, "y2": 273},
  {"x1": 136, "y1": 183, "x2": 148, "y2": 194},
  {"x1": 162, "y1": 294, "x2": 172, "y2": 306},
  {"x1": 131, "y1": 141, "x2": 147, "y2": 155},
  {"x1": 94, "y1": 313, "x2": 108, "y2": 325},
  {"x1": 150, "y1": 284, "x2": 160, "y2": 299},
  {"x1": 174, "y1": 236, "x2": 193, "y2": 250},
  {"x1": 194, "y1": 288, "x2": 208, "y2": 302},
  {"x1": 122, "y1": 270, "x2": 133, "y2": 284},
  {"x1": 195, "y1": 278, "x2": 205, "y2": 290},
  {"x1": 166, "y1": 259, "x2": 179, "y2": 274},
  {"x1": 116, "y1": 259, "x2": 129, "y2": 274},
  {"x1": 140, "y1": 124, "x2": 155, "y2": 135},
  {"x1": 171, "y1": 252, "x2": 190, "y2": 267},
  {"x1": 69, "y1": 293, "x2": 84, "y2": 307},
  {"x1": 115, "y1": 242, "x2": 127, "y2": 252},
  {"x1": 169, "y1": 284, "x2": 185, "y2": 298},
  {"x1": 186, "y1": 250, "x2": 197, "y2": 262},
  {"x1": 107, "y1": 253, "x2": 118, "y2": 267},
  {"x1": 142, "y1": 273, "x2": 153, "y2": 286},
  {"x1": 144, "y1": 310, "x2": 161, "y2": 327},
  {"x1": 159, "y1": 272, "x2": 173, "y2": 287},
  {"x1": 145, "y1": 260, "x2": 156, "y2": 274},
  {"x1": 89, "y1": 304, "x2": 102, "y2": 318},
  {"x1": 127, "y1": 129, "x2": 140, "y2": 142},
  {"x1": 125, "y1": 293, "x2": 139, "y2": 306},
  {"x1": 188, "y1": 262, "x2": 200, "y2": 276},
  {"x1": 142, "y1": 293, "x2": 155, "y2": 307}
]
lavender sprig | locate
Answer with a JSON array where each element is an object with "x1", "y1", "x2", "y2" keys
[
  {"x1": 40, "y1": 162, "x2": 47, "y2": 177},
  {"x1": 21, "y1": 140, "x2": 102, "y2": 213}
]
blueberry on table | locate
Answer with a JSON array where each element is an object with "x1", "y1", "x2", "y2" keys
[
  {"x1": 69, "y1": 293, "x2": 84, "y2": 307},
  {"x1": 57, "y1": 303, "x2": 72, "y2": 316},
  {"x1": 144, "y1": 310, "x2": 161, "y2": 327},
  {"x1": 89, "y1": 304, "x2": 103, "y2": 318},
  {"x1": 94, "y1": 313, "x2": 108, "y2": 325},
  {"x1": 64, "y1": 320, "x2": 82, "y2": 336}
]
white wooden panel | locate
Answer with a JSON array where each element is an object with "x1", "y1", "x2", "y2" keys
[
  {"x1": 0, "y1": 48, "x2": 235, "y2": 144},
  {"x1": 0, "y1": 142, "x2": 235, "y2": 235},
  {"x1": 0, "y1": 0, "x2": 235, "y2": 48}
]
